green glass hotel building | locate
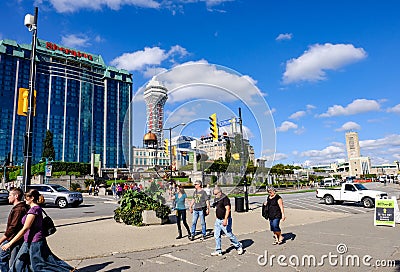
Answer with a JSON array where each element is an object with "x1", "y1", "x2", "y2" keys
[{"x1": 0, "y1": 39, "x2": 132, "y2": 168}]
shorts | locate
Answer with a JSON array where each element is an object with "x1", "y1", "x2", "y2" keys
[{"x1": 269, "y1": 218, "x2": 281, "y2": 232}]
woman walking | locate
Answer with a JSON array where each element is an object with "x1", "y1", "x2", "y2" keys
[
  {"x1": 263, "y1": 187, "x2": 286, "y2": 245},
  {"x1": 170, "y1": 185, "x2": 191, "y2": 239},
  {"x1": 1, "y1": 189, "x2": 75, "y2": 271}
]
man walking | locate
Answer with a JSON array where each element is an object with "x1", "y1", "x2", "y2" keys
[
  {"x1": 189, "y1": 181, "x2": 210, "y2": 241},
  {"x1": 210, "y1": 186, "x2": 243, "y2": 256},
  {"x1": 0, "y1": 188, "x2": 28, "y2": 272}
]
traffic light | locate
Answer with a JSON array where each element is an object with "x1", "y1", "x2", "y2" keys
[
  {"x1": 209, "y1": 113, "x2": 218, "y2": 141},
  {"x1": 164, "y1": 139, "x2": 169, "y2": 156},
  {"x1": 17, "y1": 88, "x2": 36, "y2": 116}
]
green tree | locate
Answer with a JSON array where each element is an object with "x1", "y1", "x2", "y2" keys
[
  {"x1": 225, "y1": 139, "x2": 231, "y2": 163},
  {"x1": 42, "y1": 130, "x2": 55, "y2": 160}
]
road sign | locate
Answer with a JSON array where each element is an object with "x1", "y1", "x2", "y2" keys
[{"x1": 218, "y1": 117, "x2": 238, "y2": 127}]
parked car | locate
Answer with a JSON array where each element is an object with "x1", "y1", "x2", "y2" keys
[
  {"x1": 0, "y1": 189, "x2": 9, "y2": 204},
  {"x1": 26, "y1": 184, "x2": 83, "y2": 208}
]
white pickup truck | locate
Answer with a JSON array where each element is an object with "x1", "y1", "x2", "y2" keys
[{"x1": 316, "y1": 183, "x2": 388, "y2": 208}]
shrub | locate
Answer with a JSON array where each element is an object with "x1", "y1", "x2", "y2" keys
[{"x1": 114, "y1": 185, "x2": 170, "y2": 226}]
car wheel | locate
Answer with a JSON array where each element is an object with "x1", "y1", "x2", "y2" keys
[
  {"x1": 56, "y1": 198, "x2": 68, "y2": 208},
  {"x1": 324, "y1": 195, "x2": 334, "y2": 205},
  {"x1": 362, "y1": 197, "x2": 374, "y2": 208}
]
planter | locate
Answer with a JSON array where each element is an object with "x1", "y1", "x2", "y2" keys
[{"x1": 142, "y1": 210, "x2": 161, "y2": 225}]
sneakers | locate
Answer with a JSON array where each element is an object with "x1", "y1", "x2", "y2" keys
[
  {"x1": 211, "y1": 251, "x2": 222, "y2": 256},
  {"x1": 237, "y1": 247, "x2": 244, "y2": 255},
  {"x1": 188, "y1": 235, "x2": 194, "y2": 241},
  {"x1": 200, "y1": 235, "x2": 206, "y2": 241}
]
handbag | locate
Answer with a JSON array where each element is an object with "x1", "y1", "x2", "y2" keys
[
  {"x1": 42, "y1": 209, "x2": 57, "y2": 237},
  {"x1": 261, "y1": 203, "x2": 269, "y2": 220}
]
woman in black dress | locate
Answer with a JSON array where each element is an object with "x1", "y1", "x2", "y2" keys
[{"x1": 263, "y1": 187, "x2": 286, "y2": 245}]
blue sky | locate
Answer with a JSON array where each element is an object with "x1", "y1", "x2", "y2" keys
[{"x1": 1, "y1": 0, "x2": 399, "y2": 167}]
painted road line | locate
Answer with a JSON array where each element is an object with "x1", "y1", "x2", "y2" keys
[{"x1": 161, "y1": 253, "x2": 202, "y2": 267}]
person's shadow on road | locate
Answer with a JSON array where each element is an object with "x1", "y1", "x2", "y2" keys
[
  {"x1": 282, "y1": 232, "x2": 296, "y2": 244},
  {"x1": 225, "y1": 239, "x2": 254, "y2": 254}
]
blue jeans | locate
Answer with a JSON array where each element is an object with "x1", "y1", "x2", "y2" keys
[
  {"x1": 191, "y1": 209, "x2": 206, "y2": 236},
  {"x1": 0, "y1": 240, "x2": 22, "y2": 272},
  {"x1": 10, "y1": 240, "x2": 73, "y2": 272},
  {"x1": 269, "y1": 218, "x2": 281, "y2": 232},
  {"x1": 213, "y1": 218, "x2": 241, "y2": 253}
]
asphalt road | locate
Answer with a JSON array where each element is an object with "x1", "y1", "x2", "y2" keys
[{"x1": 0, "y1": 194, "x2": 119, "y2": 224}]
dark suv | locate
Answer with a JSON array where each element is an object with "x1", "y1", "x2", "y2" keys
[{"x1": 27, "y1": 184, "x2": 83, "y2": 208}]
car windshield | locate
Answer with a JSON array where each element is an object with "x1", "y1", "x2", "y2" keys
[
  {"x1": 354, "y1": 184, "x2": 368, "y2": 190},
  {"x1": 0, "y1": 189, "x2": 8, "y2": 194},
  {"x1": 52, "y1": 185, "x2": 69, "y2": 192}
]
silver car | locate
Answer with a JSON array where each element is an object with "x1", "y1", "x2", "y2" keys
[{"x1": 27, "y1": 184, "x2": 83, "y2": 208}]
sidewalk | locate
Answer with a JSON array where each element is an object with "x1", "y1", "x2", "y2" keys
[
  {"x1": 45, "y1": 205, "x2": 350, "y2": 261},
  {"x1": 49, "y1": 182, "x2": 399, "y2": 262}
]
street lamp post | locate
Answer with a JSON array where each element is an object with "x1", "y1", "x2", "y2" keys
[
  {"x1": 238, "y1": 108, "x2": 249, "y2": 212},
  {"x1": 163, "y1": 123, "x2": 185, "y2": 179},
  {"x1": 22, "y1": 7, "x2": 38, "y2": 192}
]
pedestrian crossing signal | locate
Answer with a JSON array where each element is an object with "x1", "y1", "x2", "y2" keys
[{"x1": 209, "y1": 113, "x2": 218, "y2": 141}]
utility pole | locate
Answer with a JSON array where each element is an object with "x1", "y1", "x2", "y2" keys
[{"x1": 23, "y1": 7, "x2": 38, "y2": 192}]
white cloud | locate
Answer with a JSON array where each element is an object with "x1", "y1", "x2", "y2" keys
[
  {"x1": 94, "y1": 35, "x2": 104, "y2": 43},
  {"x1": 360, "y1": 134, "x2": 400, "y2": 150},
  {"x1": 359, "y1": 134, "x2": 400, "y2": 164},
  {"x1": 387, "y1": 104, "x2": 400, "y2": 113},
  {"x1": 47, "y1": 0, "x2": 160, "y2": 13},
  {"x1": 294, "y1": 126, "x2": 306, "y2": 135},
  {"x1": 143, "y1": 67, "x2": 168, "y2": 78},
  {"x1": 261, "y1": 153, "x2": 288, "y2": 162},
  {"x1": 276, "y1": 121, "x2": 298, "y2": 132},
  {"x1": 298, "y1": 135, "x2": 400, "y2": 165},
  {"x1": 276, "y1": 33, "x2": 293, "y2": 41},
  {"x1": 110, "y1": 45, "x2": 188, "y2": 72},
  {"x1": 300, "y1": 145, "x2": 345, "y2": 160},
  {"x1": 289, "y1": 104, "x2": 315, "y2": 120},
  {"x1": 319, "y1": 99, "x2": 380, "y2": 117},
  {"x1": 152, "y1": 60, "x2": 263, "y2": 105},
  {"x1": 335, "y1": 121, "x2": 361, "y2": 132},
  {"x1": 61, "y1": 34, "x2": 91, "y2": 48},
  {"x1": 306, "y1": 104, "x2": 316, "y2": 110},
  {"x1": 45, "y1": 0, "x2": 232, "y2": 13},
  {"x1": 283, "y1": 43, "x2": 367, "y2": 84},
  {"x1": 289, "y1": 110, "x2": 306, "y2": 120}
]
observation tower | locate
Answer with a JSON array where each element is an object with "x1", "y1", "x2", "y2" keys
[{"x1": 143, "y1": 77, "x2": 168, "y2": 147}]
